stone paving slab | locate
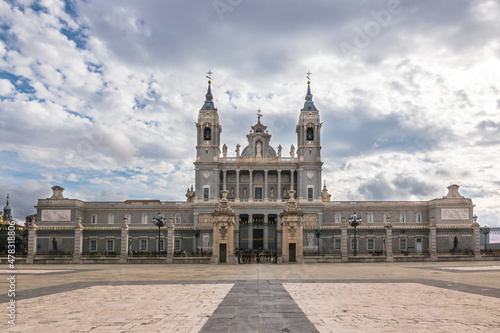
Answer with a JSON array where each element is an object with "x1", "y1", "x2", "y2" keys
[
  {"x1": 1, "y1": 284, "x2": 233, "y2": 332},
  {"x1": 1, "y1": 262, "x2": 500, "y2": 332},
  {"x1": 284, "y1": 282, "x2": 500, "y2": 333}
]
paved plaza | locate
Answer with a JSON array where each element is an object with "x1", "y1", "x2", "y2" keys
[{"x1": 1, "y1": 262, "x2": 500, "y2": 332}]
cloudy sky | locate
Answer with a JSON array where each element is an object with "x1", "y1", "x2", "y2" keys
[{"x1": 0, "y1": 0, "x2": 499, "y2": 234}]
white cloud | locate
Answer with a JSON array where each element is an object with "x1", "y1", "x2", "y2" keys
[
  {"x1": 0, "y1": 0, "x2": 498, "y2": 230},
  {"x1": 0, "y1": 79, "x2": 14, "y2": 95}
]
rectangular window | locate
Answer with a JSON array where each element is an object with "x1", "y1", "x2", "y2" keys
[
  {"x1": 255, "y1": 187, "x2": 263, "y2": 200},
  {"x1": 351, "y1": 238, "x2": 357, "y2": 250},
  {"x1": 175, "y1": 214, "x2": 181, "y2": 224},
  {"x1": 307, "y1": 187, "x2": 314, "y2": 199},
  {"x1": 174, "y1": 240, "x2": 181, "y2": 251},
  {"x1": 400, "y1": 238, "x2": 406, "y2": 250},
  {"x1": 107, "y1": 239, "x2": 114, "y2": 251},
  {"x1": 383, "y1": 214, "x2": 388, "y2": 223},
  {"x1": 91, "y1": 215, "x2": 97, "y2": 224},
  {"x1": 334, "y1": 238, "x2": 341, "y2": 250},
  {"x1": 140, "y1": 239, "x2": 147, "y2": 251},
  {"x1": 367, "y1": 214, "x2": 374, "y2": 223},
  {"x1": 90, "y1": 239, "x2": 97, "y2": 252},
  {"x1": 125, "y1": 214, "x2": 131, "y2": 224},
  {"x1": 400, "y1": 214, "x2": 406, "y2": 223},
  {"x1": 335, "y1": 214, "x2": 341, "y2": 224},
  {"x1": 141, "y1": 214, "x2": 148, "y2": 224},
  {"x1": 203, "y1": 187, "x2": 209, "y2": 200},
  {"x1": 416, "y1": 214, "x2": 422, "y2": 223},
  {"x1": 108, "y1": 214, "x2": 114, "y2": 224},
  {"x1": 367, "y1": 238, "x2": 374, "y2": 250},
  {"x1": 159, "y1": 239, "x2": 164, "y2": 252}
]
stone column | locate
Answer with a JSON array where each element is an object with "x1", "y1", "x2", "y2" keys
[
  {"x1": 27, "y1": 218, "x2": 38, "y2": 264},
  {"x1": 73, "y1": 216, "x2": 83, "y2": 263},
  {"x1": 385, "y1": 220, "x2": 393, "y2": 262},
  {"x1": 120, "y1": 215, "x2": 129, "y2": 263},
  {"x1": 290, "y1": 170, "x2": 295, "y2": 192},
  {"x1": 167, "y1": 217, "x2": 175, "y2": 264},
  {"x1": 341, "y1": 217, "x2": 348, "y2": 263},
  {"x1": 429, "y1": 216, "x2": 438, "y2": 262},
  {"x1": 212, "y1": 221, "x2": 219, "y2": 264},
  {"x1": 277, "y1": 170, "x2": 282, "y2": 199},
  {"x1": 248, "y1": 214, "x2": 253, "y2": 249},
  {"x1": 472, "y1": 217, "x2": 481, "y2": 260},
  {"x1": 222, "y1": 170, "x2": 227, "y2": 190},
  {"x1": 297, "y1": 219, "x2": 304, "y2": 264},
  {"x1": 236, "y1": 170, "x2": 240, "y2": 201},
  {"x1": 281, "y1": 222, "x2": 289, "y2": 263},
  {"x1": 264, "y1": 170, "x2": 269, "y2": 201},
  {"x1": 264, "y1": 214, "x2": 269, "y2": 249},
  {"x1": 249, "y1": 169, "x2": 253, "y2": 200}
]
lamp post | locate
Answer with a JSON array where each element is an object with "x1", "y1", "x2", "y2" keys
[
  {"x1": 315, "y1": 228, "x2": 321, "y2": 256},
  {"x1": 194, "y1": 228, "x2": 200, "y2": 254},
  {"x1": 349, "y1": 212, "x2": 362, "y2": 255},
  {"x1": 153, "y1": 212, "x2": 167, "y2": 255},
  {"x1": 482, "y1": 227, "x2": 490, "y2": 251}
]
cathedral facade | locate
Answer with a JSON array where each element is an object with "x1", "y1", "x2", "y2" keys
[{"x1": 28, "y1": 80, "x2": 482, "y2": 264}]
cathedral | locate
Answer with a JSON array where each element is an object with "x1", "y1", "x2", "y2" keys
[{"x1": 28, "y1": 78, "x2": 482, "y2": 264}]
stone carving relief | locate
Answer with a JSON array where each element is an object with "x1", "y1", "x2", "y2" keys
[
  {"x1": 304, "y1": 214, "x2": 318, "y2": 228},
  {"x1": 307, "y1": 233, "x2": 314, "y2": 247},
  {"x1": 42, "y1": 210, "x2": 71, "y2": 222},
  {"x1": 441, "y1": 208, "x2": 469, "y2": 220},
  {"x1": 288, "y1": 225, "x2": 297, "y2": 239},
  {"x1": 203, "y1": 171, "x2": 210, "y2": 180},
  {"x1": 254, "y1": 173, "x2": 264, "y2": 183},
  {"x1": 219, "y1": 225, "x2": 228, "y2": 240},
  {"x1": 198, "y1": 214, "x2": 212, "y2": 229},
  {"x1": 307, "y1": 171, "x2": 314, "y2": 180},
  {"x1": 202, "y1": 233, "x2": 210, "y2": 247}
]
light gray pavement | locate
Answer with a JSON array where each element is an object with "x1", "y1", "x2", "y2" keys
[{"x1": 1, "y1": 261, "x2": 499, "y2": 332}]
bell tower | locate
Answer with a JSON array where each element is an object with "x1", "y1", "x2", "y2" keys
[
  {"x1": 296, "y1": 73, "x2": 323, "y2": 200},
  {"x1": 194, "y1": 72, "x2": 222, "y2": 201}
]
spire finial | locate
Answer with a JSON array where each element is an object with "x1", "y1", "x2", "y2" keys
[
  {"x1": 6, "y1": 194, "x2": 9, "y2": 205},
  {"x1": 206, "y1": 69, "x2": 213, "y2": 84},
  {"x1": 257, "y1": 108, "x2": 263, "y2": 122},
  {"x1": 306, "y1": 70, "x2": 312, "y2": 84}
]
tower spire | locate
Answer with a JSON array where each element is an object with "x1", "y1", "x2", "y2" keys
[
  {"x1": 201, "y1": 70, "x2": 216, "y2": 111},
  {"x1": 301, "y1": 72, "x2": 318, "y2": 111}
]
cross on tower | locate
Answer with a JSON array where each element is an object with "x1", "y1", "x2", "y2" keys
[
  {"x1": 206, "y1": 70, "x2": 213, "y2": 81},
  {"x1": 257, "y1": 108, "x2": 263, "y2": 120},
  {"x1": 306, "y1": 71, "x2": 312, "y2": 81}
]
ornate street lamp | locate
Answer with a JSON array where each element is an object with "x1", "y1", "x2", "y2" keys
[
  {"x1": 153, "y1": 212, "x2": 167, "y2": 255},
  {"x1": 315, "y1": 228, "x2": 321, "y2": 256},
  {"x1": 194, "y1": 228, "x2": 200, "y2": 254},
  {"x1": 349, "y1": 212, "x2": 362, "y2": 255}
]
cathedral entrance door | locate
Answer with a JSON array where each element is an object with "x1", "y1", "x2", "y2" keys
[
  {"x1": 253, "y1": 229, "x2": 264, "y2": 250},
  {"x1": 219, "y1": 244, "x2": 227, "y2": 263},
  {"x1": 289, "y1": 243, "x2": 296, "y2": 262}
]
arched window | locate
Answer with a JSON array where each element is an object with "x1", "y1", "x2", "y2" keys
[
  {"x1": 204, "y1": 127, "x2": 211, "y2": 140},
  {"x1": 307, "y1": 127, "x2": 314, "y2": 141}
]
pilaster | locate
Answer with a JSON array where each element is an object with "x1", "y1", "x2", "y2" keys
[
  {"x1": 73, "y1": 216, "x2": 83, "y2": 263},
  {"x1": 341, "y1": 217, "x2": 348, "y2": 263},
  {"x1": 429, "y1": 216, "x2": 438, "y2": 261},
  {"x1": 385, "y1": 222, "x2": 393, "y2": 262},
  {"x1": 167, "y1": 217, "x2": 175, "y2": 264},
  {"x1": 120, "y1": 215, "x2": 129, "y2": 263},
  {"x1": 27, "y1": 218, "x2": 38, "y2": 264}
]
